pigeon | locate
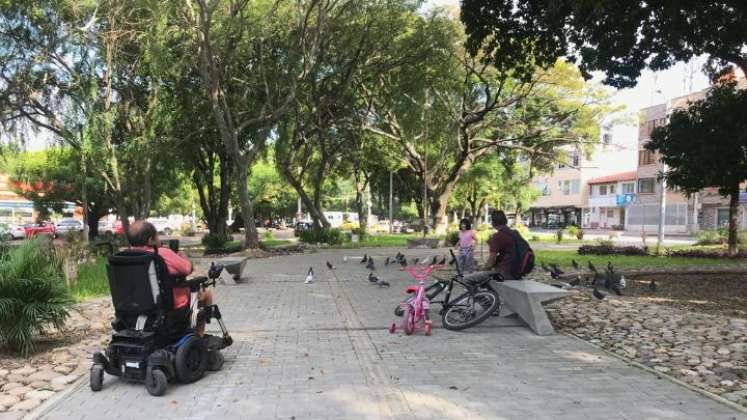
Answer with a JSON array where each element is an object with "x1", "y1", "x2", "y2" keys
[
  {"x1": 649, "y1": 280, "x2": 657, "y2": 293},
  {"x1": 399, "y1": 258, "x2": 407, "y2": 267},
  {"x1": 368, "y1": 272, "x2": 379, "y2": 283},
  {"x1": 592, "y1": 288, "x2": 606, "y2": 300},
  {"x1": 571, "y1": 259, "x2": 579, "y2": 270},
  {"x1": 569, "y1": 276, "x2": 581, "y2": 287},
  {"x1": 610, "y1": 283, "x2": 623, "y2": 296},
  {"x1": 385, "y1": 257, "x2": 390, "y2": 266},
  {"x1": 548, "y1": 263, "x2": 563, "y2": 275},
  {"x1": 366, "y1": 257, "x2": 375, "y2": 271},
  {"x1": 540, "y1": 261, "x2": 551, "y2": 272},
  {"x1": 431, "y1": 255, "x2": 438, "y2": 265},
  {"x1": 438, "y1": 256, "x2": 446, "y2": 265},
  {"x1": 619, "y1": 275, "x2": 626, "y2": 289},
  {"x1": 326, "y1": 261, "x2": 335, "y2": 270},
  {"x1": 378, "y1": 278, "x2": 390, "y2": 288},
  {"x1": 551, "y1": 281, "x2": 572, "y2": 289},
  {"x1": 343, "y1": 256, "x2": 348, "y2": 263},
  {"x1": 361, "y1": 254, "x2": 368, "y2": 264},
  {"x1": 607, "y1": 261, "x2": 614, "y2": 273},
  {"x1": 587, "y1": 261, "x2": 598, "y2": 274},
  {"x1": 305, "y1": 267, "x2": 314, "y2": 284},
  {"x1": 413, "y1": 257, "x2": 419, "y2": 265},
  {"x1": 420, "y1": 258, "x2": 429, "y2": 266}
]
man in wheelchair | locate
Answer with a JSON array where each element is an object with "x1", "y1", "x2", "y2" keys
[{"x1": 90, "y1": 220, "x2": 233, "y2": 396}]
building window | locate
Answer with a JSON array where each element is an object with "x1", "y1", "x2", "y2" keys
[
  {"x1": 639, "y1": 150, "x2": 657, "y2": 165},
  {"x1": 534, "y1": 181, "x2": 550, "y2": 196},
  {"x1": 622, "y1": 183, "x2": 635, "y2": 194},
  {"x1": 717, "y1": 208, "x2": 730, "y2": 227},
  {"x1": 607, "y1": 209, "x2": 614, "y2": 217},
  {"x1": 561, "y1": 179, "x2": 581, "y2": 195},
  {"x1": 599, "y1": 185, "x2": 608, "y2": 196},
  {"x1": 609, "y1": 184, "x2": 616, "y2": 194},
  {"x1": 572, "y1": 152, "x2": 580, "y2": 167},
  {"x1": 638, "y1": 178, "x2": 655, "y2": 194}
]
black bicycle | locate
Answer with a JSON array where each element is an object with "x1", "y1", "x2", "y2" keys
[{"x1": 394, "y1": 250, "x2": 501, "y2": 331}]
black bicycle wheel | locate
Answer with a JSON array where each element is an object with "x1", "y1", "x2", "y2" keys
[{"x1": 441, "y1": 290, "x2": 499, "y2": 331}]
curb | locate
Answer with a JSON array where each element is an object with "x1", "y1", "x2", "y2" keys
[
  {"x1": 22, "y1": 372, "x2": 88, "y2": 420},
  {"x1": 566, "y1": 333, "x2": 747, "y2": 416}
]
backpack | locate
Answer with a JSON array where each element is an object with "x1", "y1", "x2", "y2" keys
[{"x1": 508, "y1": 229, "x2": 535, "y2": 279}]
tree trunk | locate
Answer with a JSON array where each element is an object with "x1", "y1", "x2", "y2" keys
[
  {"x1": 279, "y1": 166, "x2": 330, "y2": 229},
  {"x1": 430, "y1": 188, "x2": 452, "y2": 235},
  {"x1": 354, "y1": 169, "x2": 368, "y2": 240},
  {"x1": 728, "y1": 183, "x2": 740, "y2": 256},
  {"x1": 86, "y1": 208, "x2": 99, "y2": 241},
  {"x1": 236, "y1": 162, "x2": 259, "y2": 248}
]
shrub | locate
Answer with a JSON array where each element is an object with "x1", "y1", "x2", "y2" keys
[
  {"x1": 531, "y1": 235, "x2": 540, "y2": 242},
  {"x1": 264, "y1": 230, "x2": 275, "y2": 241},
  {"x1": 299, "y1": 228, "x2": 345, "y2": 246},
  {"x1": 445, "y1": 230, "x2": 460, "y2": 246},
  {"x1": 0, "y1": 238, "x2": 72, "y2": 355},
  {"x1": 555, "y1": 229, "x2": 564, "y2": 243},
  {"x1": 515, "y1": 223, "x2": 530, "y2": 238},
  {"x1": 203, "y1": 242, "x2": 243, "y2": 255},
  {"x1": 665, "y1": 248, "x2": 747, "y2": 259},
  {"x1": 696, "y1": 229, "x2": 724, "y2": 245},
  {"x1": 566, "y1": 225, "x2": 579, "y2": 237},
  {"x1": 181, "y1": 226, "x2": 196, "y2": 237},
  {"x1": 70, "y1": 257, "x2": 109, "y2": 301},
  {"x1": 577, "y1": 241, "x2": 649, "y2": 256},
  {"x1": 575, "y1": 228, "x2": 585, "y2": 240},
  {"x1": 201, "y1": 232, "x2": 231, "y2": 249}
]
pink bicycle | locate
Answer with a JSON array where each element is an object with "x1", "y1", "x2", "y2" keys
[{"x1": 389, "y1": 264, "x2": 445, "y2": 336}]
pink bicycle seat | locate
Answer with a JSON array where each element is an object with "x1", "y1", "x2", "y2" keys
[{"x1": 405, "y1": 285, "x2": 419, "y2": 294}]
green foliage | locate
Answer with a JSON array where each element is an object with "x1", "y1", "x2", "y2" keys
[
  {"x1": 577, "y1": 242, "x2": 649, "y2": 256},
  {"x1": 565, "y1": 225, "x2": 579, "y2": 237},
  {"x1": 695, "y1": 229, "x2": 747, "y2": 246},
  {"x1": 461, "y1": 1, "x2": 747, "y2": 88},
  {"x1": 263, "y1": 230, "x2": 275, "y2": 241},
  {"x1": 538, "y1": 249, "x2": 746, "y2": 271},
  {"x1": 201, "y1": 233, "x2": 231, "y2": 250},
  {"x1": 298, "y1": 228, "x2": 345, "y2": 246},
  {"x1": 555, "y1": 229, "x2": 564, "y2": 243},
  {"x1": 665, "y1": 248, "x2": 747, "y2": 259},
  {"x1": 0, "y1": 238, "x2": 72, "y2": 355},
  {"x1": 446, "y1": 231, "x2": 460, "y2": 246},
  {"x1": 203, "y1": 241, "x2": 242, "y2": 256},
  {"x1": 70, "y1": 257, "x2": 109, "y2": 301}
]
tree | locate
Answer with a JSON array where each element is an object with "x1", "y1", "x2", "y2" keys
[
  {"x1": 647, "y1": 82, "x2": 747, "y2": 255},
  {"x1": 8, "y1": 148, "x2": 113, "y2": 239},
  {"x1": 461, "y1": 1, "x2": 747, "y2": 87},
  {"x1": 364, "y1": 14, "x2": 611, "y2": 233}
]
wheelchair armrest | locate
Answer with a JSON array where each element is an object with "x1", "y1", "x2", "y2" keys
[{"x1": 185, "y1": 276, "x2": 214, "y2": 291}]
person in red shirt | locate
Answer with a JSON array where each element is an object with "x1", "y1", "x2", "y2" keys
[
  {"x1": 462, "y1": 210, "x2": 517, "y2": 284},
  {"x1": 127, "y1": 220, "x2": 213, "y2": 336}
]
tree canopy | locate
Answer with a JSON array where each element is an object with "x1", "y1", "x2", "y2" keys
[{"x1": 461, "y1": 1, "x2": 747, "y2": 87}]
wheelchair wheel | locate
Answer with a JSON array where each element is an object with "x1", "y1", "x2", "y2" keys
[
  {"x1": 145, "y1": 368, "x2": 168, "y2": 396},
  {"x1": 90, "y1": 364, "x2": 104, "y2": 392},
  {"x1": 175, "y1": 336, "x2": 208, "y2": 383},
  {"x1": 207, "y1": 350, "x2": 225, "y2": 371}
]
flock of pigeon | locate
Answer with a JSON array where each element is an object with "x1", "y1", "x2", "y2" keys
[
  {"x1": 303, "y1": 252, "x2": 456, "y2": 287},
  {"x1": 303, "y1": 253, "x2": 657, "y2": 302},
  {"x1": 540, "y1": 258, "x2": 657, "y2": 300}
]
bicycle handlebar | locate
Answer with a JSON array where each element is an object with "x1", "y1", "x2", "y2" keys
[{"x1": 400, "y1": 264, "x2": 446, "y2": 281}]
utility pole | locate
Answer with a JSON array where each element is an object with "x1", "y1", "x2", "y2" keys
[
  {"x1": 388, "y1": 171, "x2": 393, "y2": 234},
  {"x1": 657, "y1": 163, "x2": 667, "y2": 248},
  {"x1": 79, "y1": 124, "x2": 88, "y2": 241}
]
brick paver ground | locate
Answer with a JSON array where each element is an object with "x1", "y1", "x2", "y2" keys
[{"x1": 31, "y1": 248, "x2": 747, "y2": 420}]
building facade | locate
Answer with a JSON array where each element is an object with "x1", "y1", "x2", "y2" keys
[
  {"x1": 528, "y1": 124, "x2": 637, "y2": 228},
  {"x1": 584, "y1": 171, "x2": 637, "y2": 229}
]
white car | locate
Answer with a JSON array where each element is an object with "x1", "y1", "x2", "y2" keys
[
  {"x1": 0, "y1": 223, "x2": 25, "y2": 240},
  {"x1": 147, "y1": 218, "x2": 175, "y2": 236},
  {"x1": 56, "y1": 218, "x2": 84, "y2": 235}
]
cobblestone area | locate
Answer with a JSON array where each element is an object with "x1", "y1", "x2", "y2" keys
[{"x1": 26, "y1": 248, "x2": 747, "y2": 419}]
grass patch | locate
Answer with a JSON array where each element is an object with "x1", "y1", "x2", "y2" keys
[
  {"x1": 331, "y1": 233, "x2": 440, "y2": 248},
  {"x1": 70, "y1": 257, "x2": 109, "y2": 301},
  {"x1": 261, "y1": 239, "x2": 292, "y2": 248},
  {"x1": 535, "y1": 249, "x2": 747, "y2": 270},
  {"x1": 204, "y1": 240, "x2": 242, "y2": 255}
]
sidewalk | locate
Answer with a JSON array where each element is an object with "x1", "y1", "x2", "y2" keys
[{"x1": 31, "y1": 248, "x2": 746, "y2": 419}]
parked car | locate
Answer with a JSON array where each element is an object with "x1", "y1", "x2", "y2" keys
[
  {"x1": 0, "y1": 223, "x2": 25, "y2": 240},
  {"x1": 24, "y1": 222, "x2": 56, "y2": 238},
  {"x1": 294, "y1": 222, "x2": 312, "y2": 237},
  {"x1": 147, "y1": 218, "x2": 175, "y2": 236},
  {"x1": 56, "y1": 218, "x2": 84, "y2": 235},
  {"x1": 99, "y1": 220, "x2": 124, "y2": 237}
]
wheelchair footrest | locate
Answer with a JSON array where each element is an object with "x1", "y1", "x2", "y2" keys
[{"x1": 204, "y1": 334, "x2": 231, "y2": 350}]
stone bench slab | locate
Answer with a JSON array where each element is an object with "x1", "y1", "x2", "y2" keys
[{"x1": 494, "y1": 280, "x2": 573, "y2": 336}]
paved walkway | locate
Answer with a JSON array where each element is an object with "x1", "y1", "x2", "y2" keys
[{"x1": 32, "y1": 249, "x2": 746, "y2": 420}]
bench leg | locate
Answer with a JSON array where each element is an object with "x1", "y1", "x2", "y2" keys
[{"x1": 499, "y1": 290, "x2": 557, "y2": 336}]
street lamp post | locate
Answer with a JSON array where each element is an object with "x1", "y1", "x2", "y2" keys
[{"x1": 388, "y1": 171, "x2": 393, "y2": 234}]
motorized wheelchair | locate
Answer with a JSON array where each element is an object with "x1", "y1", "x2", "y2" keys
[{"x1": 90, "y1": 248, "x2": 233, "y2": 396}]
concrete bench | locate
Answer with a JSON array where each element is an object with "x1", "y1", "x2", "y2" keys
[
  {"x1": 213, "y1": 256, "x2": 249, "y2": 284},
  {"x1": 494, "y1": 280, "x2": 573, "y2": 336}
]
